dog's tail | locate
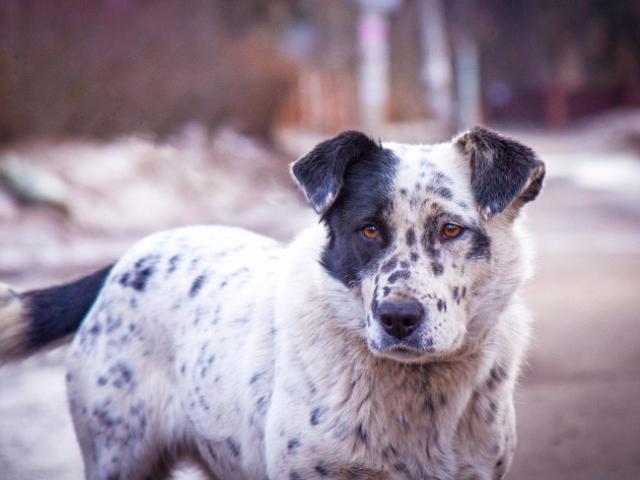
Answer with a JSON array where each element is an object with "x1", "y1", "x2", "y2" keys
[{"x1": 0, "y1": 265, "x2": 113, "y2": 362}]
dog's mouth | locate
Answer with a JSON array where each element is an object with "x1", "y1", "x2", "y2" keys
[{"x1": 367, "y1": 338, "x2": 432, "y2": 363}]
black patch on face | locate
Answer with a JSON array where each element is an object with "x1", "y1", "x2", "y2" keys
[
  {"x1": 467, "y1": 231, "x2": 491, "y2": 260},
  {"x1": 318, "y1": 147, "x2": 399, "y2": 287},
  {"x1": 383, "y1": 286, "x2": 391, "y2": 297},
  {"x1": 406, "y1": 228, "x2": 416, "y2": 247},
  {"x1": 410, "y1": 251, "x2": 419, "y2": 262},
  {"x1": 388, "y1": 269, "x2": 410, "y2": 284},
  {"x1": 431, "y1": 261, "x2": 444, "y2": 276},
  {"x1": 437, "y1": 299, "x2": 446, "y2": 312},
  {"x1": 189, "y1": 274, "x2": 207, "y2": 297}
]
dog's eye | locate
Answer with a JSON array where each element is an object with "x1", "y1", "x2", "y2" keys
[
  {"x1": 361, "y1": 225, "x2": 379, "y2": 240},
  {"x1": 442, "y1": 223, "x2": 464, "y2": 239}
]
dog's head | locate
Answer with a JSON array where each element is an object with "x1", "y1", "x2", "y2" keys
[{"x1": 291, "y1": 128, "x2": 544, "y2": 363}]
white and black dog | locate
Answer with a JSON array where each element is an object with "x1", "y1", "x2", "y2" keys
[{"x1": 0, "y1": 127, "x2": 544, "y2": 480}]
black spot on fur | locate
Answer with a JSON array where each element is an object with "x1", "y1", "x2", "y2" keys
[
  {"x1": 381, "y1": 256, "x2": 398, "y2": 273},
  {"x1": 289, "y1": 472, "x2": 301, "y2": 480},
  {"x1": 452, "y1": 286, "x2": 461, "y2": 304},
  {"x1": 406, "y1": 228, "x2": 416, "y2": 247},
  {"x1": 167, "y1": 254, "x2": 181, "y2": 273},
  {"x1": 388, "y1": 270, "x2": 410, "y2": 284},
  {"x1": 123, "y1": 255, "x2": 159, "y2": 292},
  {"x1": 427, "y1": 185, "x2": 453, "y2": 200},
  {"x1": 421, "y1": 218, "x2": 441, "y2": 260},
  {"x1": 315, "y1": 463, "x2": 330, "y2": 476},
  {"x1": 189, "y1": 274, "x2": 207, "y2": 297},
  {"x1": 433, "y1": 171, "x2": 452, "y2": 185},
  {"x1": 410, "y1": 251, "x2": 419, "y2": 262},
  {"x1": 226, "y1": 437, "x2": 240, "y2": 457},
  {"x1": 431, "y1": 261, "x2": 444, "y2": 276},
  {"x1": 250, "y1": 371, "x2": 266, "y2": 384},
  {"x1": 383, "y1": 286, "x2": 391, "y2": 297},
  {"x1": 310, "y1": 406, "x2": 328, "y2": 426},
  {"x1": 287, "y1": 438, "x2": 301, "y2": 454},
  {"x1": 487, "y1": 365, "x2": 508, "y2": 390},
  {"x1": 356, "y1": 422, "x2": 368, "y2": 445}
]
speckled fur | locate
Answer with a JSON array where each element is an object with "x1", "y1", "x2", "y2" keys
[{"x1": 3, "y1": 128, "x2": 543, "y2": 480}]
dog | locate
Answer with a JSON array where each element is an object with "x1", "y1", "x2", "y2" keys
[{"x1": 0, "y1": 127, "x2": 544, "y2": 480}]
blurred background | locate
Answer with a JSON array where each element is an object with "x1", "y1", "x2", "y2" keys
[{"x1": 1, "y1": 1, "x2": 639, "y2": 479}]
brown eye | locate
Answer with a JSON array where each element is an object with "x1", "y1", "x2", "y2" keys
[
  {"x1": 442, "y1": 223, "x2": 464, "y2": 239},
  {"x1": 361, "y1": 225, "x2": 379, "y2": 240}
]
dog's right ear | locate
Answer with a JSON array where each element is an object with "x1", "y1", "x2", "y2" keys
[{"x1": 290, "y1": 131, "x2": 380, "y2": 214}]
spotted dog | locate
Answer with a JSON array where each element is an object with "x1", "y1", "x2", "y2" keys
[{"x1": 0, "y1": 127, "x2": 544, "y2": 480}]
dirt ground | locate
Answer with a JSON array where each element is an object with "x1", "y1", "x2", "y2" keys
[{"x1": 1, "y1": 126, "x2": 639, "y2": 479}]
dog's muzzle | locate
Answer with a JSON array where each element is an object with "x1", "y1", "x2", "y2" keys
[{"x1": 376, "y1": 299, "x2": 424, "y2": 341}]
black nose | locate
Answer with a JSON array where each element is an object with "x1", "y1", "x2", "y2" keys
[{"x1": 377, "y1": 299, "x2": 424, "y2": 340}]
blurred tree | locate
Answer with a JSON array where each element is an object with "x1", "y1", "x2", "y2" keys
[{"x1": 0, "y1": 0, "x2": 295, "y2": 144}]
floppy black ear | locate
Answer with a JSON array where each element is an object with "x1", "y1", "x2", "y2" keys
[
  {"x1": 290, "y1": 131, "x2": 380, "y2": 214},
  {"x1": 455, "y1": 127, "x2": 545, "y2": 219}
]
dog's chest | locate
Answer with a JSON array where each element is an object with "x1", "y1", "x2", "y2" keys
[{"x1": 275, "y1": 351, "x2": 472, "y2": 479}]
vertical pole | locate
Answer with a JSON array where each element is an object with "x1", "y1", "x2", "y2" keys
[
  {"x1": 419, "y1": 0, "x2": 455, "y2": 132},
  {"x1": 357, "y1": 0, "x2": 400, "y2": 135},
  {"x1": 357, "y1": 8, "x2": 389, "y2": 135},
  {"x1": 452, "y1": 0, "x2": 481, "y2": 129}
]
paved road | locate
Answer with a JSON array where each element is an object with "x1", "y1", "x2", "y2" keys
[
  {"x1": 1, "y1": 135, "x2": 639, "y2": 479},
  {"x1": 510, "y1": 175, "x2": 640, "y2": 479}
]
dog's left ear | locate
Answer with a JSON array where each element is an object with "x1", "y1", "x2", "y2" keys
[
  {"x1": 455, "y1": 127, "x2": 545, "y2": 219},
  {"x1": 290, "y1": 130, "x2": 380, "y2": 214}
]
